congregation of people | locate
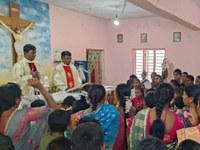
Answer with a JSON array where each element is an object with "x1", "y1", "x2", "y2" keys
[{"x1": 0, "y1": 44, "x2": 200, "y2": 150}]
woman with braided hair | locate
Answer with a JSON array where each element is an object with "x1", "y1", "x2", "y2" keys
[
  {"x1": 81, "y1": 84, "x2": 121, "y2": 150},
  {"x1": 129, "y1": 83, "x2": 184, "y2": 150}
]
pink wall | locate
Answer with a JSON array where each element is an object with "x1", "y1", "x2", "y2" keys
[
  {"x1": 50, "y1": 5, "x2": 200, "y2": 86},
  {"x1": 50, "y1": 5, "x2": 108, "y2": 60},
  {"x1": 106, "y1": 17, "x2": 200, "y2": 85}
]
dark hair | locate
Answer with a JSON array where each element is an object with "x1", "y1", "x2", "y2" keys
[
  {"x1": 71, "y1": 122, "x2": 104, "y2": 150},
  {"x1": 72, "y1": 84, "x2": 91, "y2": 113},
  {"x1": 173, "y1": 69, "x2": 182, "y2": 75},
  {"x1": 145, "y1": 91, "x2": 156, "y2": 108},
  {"x1": 63, "y1": 96, "x2": 76, "y2": 107},
  {"x1": 23, "y1": 44, "x2": 36, "y2": 53},
  {"x1": 46, "y1": 136, "x2": 71, "y2": 150},
  {"x1": 129, "y1": 74, "x2": 138, "y2": 79},
  {"x1": 136, "y1": 137, "x2": 167, "y2": 150},
  {"x1": 88, "y1": 84, "x2": 106, "y2": 110},
  {"x1": 173, "y1": 95, "x2": 185, "y2": 109},
  {"x1": 115, "y1": 83, "x2": 131, "y2": 148},
  {"x1": 155, "y1": 74, "x2": 163, "y2": 80},
  {"x1": 0, "y1": 134, "x2": 15, "y2": 150},
  {"x1": 30, "y1": 99, "x2": 45, "y2": 107},
  {"x1": 135, "y1": 87, "x2": 144, "y2": 97},
  {"x1": 133, "y1": 78, "x2": 141, "y2": 83},
  {"x1": 184, "y1": 85, "x2": 200, "y2": 106},
  {"x1": 182, "y1": 72, "x2": 188, "y2": 76},
  {"x1": 186, "y1": 75, "x2": 194, "y2": 83},
  {"x1": 127, "y1": 79, "x2": 134, "y2": 88},
  {"x1": 177, "y1": 139, "x2": 200, "y2": 150},
  {"x1": 0, "y1": 82, "x2": 21, "y2": 117},
  {"x1": 72, "y1": 100, "x2": 89, "y2": 114},
  {"x1": 48, "y1": 110, "x2": 71, "y2": 133},
  {"x1": 170, "y1": 79, "x2": 181, "y2": 89},
  {"x1": 61, "y1": 51, "x2": 71, "y2": 58},
  {"x1": 196, "y1": 75, "x2": 200, "y2": 80},
  {"x1": 151, "y1": 72, "x2": 157, "y2": 77},
  {"x1": 150, "y1": 83, "x2": 174, "y2": 139},
  {"x1": 77, "y1": 117, "x2": 101, "y2": 126},
  {"x1": 116, "y1": 83, "x2": 131, "y2": 110}
]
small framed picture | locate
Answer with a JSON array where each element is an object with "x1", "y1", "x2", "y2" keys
[
  {"x1": 173, "y1": 32, "x2": 181, "y2": 42},
  {"x1": 117, "y1": 34, "x2": 123, "y2": 43},
  {"x1": 140, "y1": 33, "x2": 147, "y2": 43}
]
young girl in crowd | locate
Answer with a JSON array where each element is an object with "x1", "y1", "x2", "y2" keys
[
  {"x1": 129, "y1": 83, "x2": 184, "y2": 150},
  {"x1": 132, "y1": 87, "x2": 145, "y2": 114},
  {"x1": 130, "y1": 78, "x2": 141, "y2": 99}
]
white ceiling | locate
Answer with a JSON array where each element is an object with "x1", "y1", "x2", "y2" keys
[{"x1": 37, "y1": 0, "x2": 156, "y2": 19}]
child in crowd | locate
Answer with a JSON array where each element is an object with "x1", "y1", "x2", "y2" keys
[
  {"x1": 30, "y1": 99, "x2": 45, "y2": 108},
  {"x1": 136, "y1": 137, "x2": 167, "y2": 150},
  {"x1": 130, "y1": 78, "x2": 141, "y2": 99},
  {"x1": 177, "y1": 139, "x2": 200, "y2": 150},
  {"x1": 71, "y1": 122, "x2": 104, "y2": 150},
  {"x1": 63, "y1": 96, "x2": 76, "y2": 111},
  {"x1": 46, "y1": 136, "x2": 71, "y2": 150},
  {"x1": 144, "y1": 91, "x2": 156, "y2": 108},
  {"x1": 132, "y1": 87, "x2": 145, "y2": 113},
  {"x1": 39, "y1": 110, "x2": 71, "y2": 150}
]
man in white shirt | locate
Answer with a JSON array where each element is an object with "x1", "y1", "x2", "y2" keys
[{"x1": 141, "y1": 71, "x2": 152, "y2": 90}]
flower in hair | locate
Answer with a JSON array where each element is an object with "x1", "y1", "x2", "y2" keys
[
  {"x1": 80, "y1": 90, "x2": 88, "y2": 98},
  {"x1": 80, "y1": 90, "x2": 90, "y2": 104},
  {"x1": 125, "y1": 96, "x2": 132, "y2": 113}
]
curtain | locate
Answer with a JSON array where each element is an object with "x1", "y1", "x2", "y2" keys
[{"x1": 87, "y1": 50, "x2": 101, "y2": 73}]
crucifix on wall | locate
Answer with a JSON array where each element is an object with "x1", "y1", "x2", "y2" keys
[{"x1": 0, "y1": 2, "x2": 35, "y2": 64}]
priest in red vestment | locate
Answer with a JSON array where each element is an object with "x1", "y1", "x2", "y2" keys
[{"x1": 52, "y1": 51, "x2": 82, "y2": 91}]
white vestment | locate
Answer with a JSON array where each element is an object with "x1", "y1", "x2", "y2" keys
[
  {"x1": 51, "y1": 63, "x2": 82, "y2": 90},
  {"x1": 12, "y1": 58, "x2": 45, "y2": 96}
]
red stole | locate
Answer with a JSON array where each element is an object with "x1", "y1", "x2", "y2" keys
[
  {"x1": 63, "y1": 65, "x2": 75, "y2": 88},
  {"x1": 28, "y1": 63, "x2": 37, "y2": 72}
]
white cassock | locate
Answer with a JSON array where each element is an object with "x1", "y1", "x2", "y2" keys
[
  {"x1": 12, "y1": 58, "x2": 45, "y2": 96},
  {"x1": 51, "y1": 63, "x2": 82, "y2": 90}
]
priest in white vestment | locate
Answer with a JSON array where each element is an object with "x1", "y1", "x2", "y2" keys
[
  {"x1": 12, "y1": 44, "x2": 45, "y2": 96},
  {"x1": 52, "y1": 51, "x2": 82, "y2": 91}
]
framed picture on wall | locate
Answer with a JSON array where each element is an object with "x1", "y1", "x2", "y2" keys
[
  {"x1": 117, "y1": 34, "x2": 123, "y2": 43},
  {"x1": 140, "y1": 33, "x2": 147, "y2": 43},
  {"x1": 173, "y1": 32, "x2": 181, "y2": 42},
  {"x1": 74, "y1": 60, "x2": 89, "y2": 84}
]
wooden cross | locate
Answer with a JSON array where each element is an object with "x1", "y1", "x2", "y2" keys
[{"x1": 0, "y1": 2, "x2": 35, "y2": 64}]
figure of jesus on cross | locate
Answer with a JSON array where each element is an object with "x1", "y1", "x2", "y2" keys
[{"x1": 0, "y1": 2, "x2": 35, "y2": 64}]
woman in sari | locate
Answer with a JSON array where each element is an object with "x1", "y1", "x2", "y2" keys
[
  {"x1": 0, "y1": 78, "x2": 57, "y2": 150},
  {"x1": 176, "y1": 85, "x2": 200, "y2": 144},
  {"x1": 81, "y1": 84, "x2": 121, "y2": 150},
  {"x1": 129, "y1": 83, "x2": 184, "y2": 150},
  {"x1": 115, "y1": 83, "x2": 136, "y2": 149}
]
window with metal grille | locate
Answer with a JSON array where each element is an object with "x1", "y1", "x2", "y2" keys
[{"x1": 132, "y1": 49, "x2": 166, "y2": 81}]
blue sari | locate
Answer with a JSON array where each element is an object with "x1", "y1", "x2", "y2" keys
[{"x1": 82, "y1": 104, "x2": 120, "y2": 150}]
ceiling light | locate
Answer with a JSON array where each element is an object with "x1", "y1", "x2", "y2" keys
[{"x1": 114, "y1": 15, "x2": 120, "y2": 26}]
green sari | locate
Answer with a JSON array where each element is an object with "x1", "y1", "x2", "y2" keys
[
  {"x1": 128, "y1": 108, "x2": 150, "y2": 150},
  {"x1": 128, "y1": 108, "x2": 176, "y2": 150}
]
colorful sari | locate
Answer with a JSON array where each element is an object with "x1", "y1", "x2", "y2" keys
[
  {"x1": 82, "y1": 104, "x2": 121, "y2": 150},
  {"x1": 129, "y1": 108, "x2": 182, "y2": 150},
  {"x1": 5, "y1": 106, "x2": 51, "y2": 150},
  {"x1": 129, "y1": 108, "x2": 150, "y2": 150}
]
